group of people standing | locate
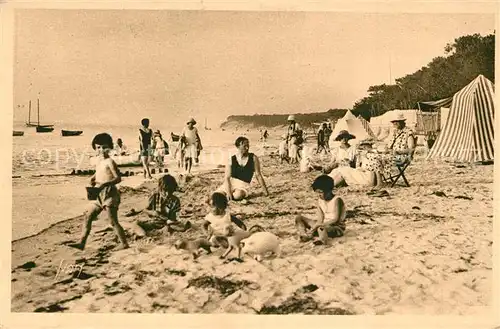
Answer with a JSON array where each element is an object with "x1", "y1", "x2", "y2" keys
[{"x1": 137, "y1": 117, "x2": 204, "y2": 179}]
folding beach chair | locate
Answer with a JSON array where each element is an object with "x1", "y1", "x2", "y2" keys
[{"x1": 383, "y1": 136, "x2": 418, "y2": 187}]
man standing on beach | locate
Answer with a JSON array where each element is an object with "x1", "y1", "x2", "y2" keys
[{"x1": 181, "y1": 118, "x2": 203, "y2": 174}]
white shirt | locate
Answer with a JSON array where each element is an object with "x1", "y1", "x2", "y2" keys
[
  {"x1": 331, "y1": 145, "x2": 357, "y2": 167},
  {"x1": 182, "y1": 127, "x2": 199, "y2": 146},
  {"x1": 318, "y1": 196, "x2": 346, "y2": 222},
  {"x1": 205, "y1": 212, "x2": 233, "y2": 235}
]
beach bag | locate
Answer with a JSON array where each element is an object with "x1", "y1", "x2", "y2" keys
[{"x1": 294, "y1": 130, "x2": 304, "y2": 145}]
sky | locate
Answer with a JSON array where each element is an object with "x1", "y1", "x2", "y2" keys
[{"x1": 13, "y1": 9, "x2": 495, "y2": 127}]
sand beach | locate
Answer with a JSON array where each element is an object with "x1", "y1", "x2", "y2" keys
[{"x1": 10, "y1": 133, "x2": 493, "y2": 315}]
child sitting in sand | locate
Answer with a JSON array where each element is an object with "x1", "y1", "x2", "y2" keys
[
  {"x1": 68, "y1": 133, "x2": 129, "y2": 251},
  {"x1": 138, "y1": 174, "x2": 191, "y2": 234},
  {"x1": 202, "y1": 192, "x2": 247, "y2": 242},
  {"x1": 295, "y1": 174, "x2": 346, "y2": 245}
]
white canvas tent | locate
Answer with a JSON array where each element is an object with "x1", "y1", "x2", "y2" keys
[
  {"x1": 370, "y1": 109, "x2": 418, "y2": 129},
  {"x1": 427, "y1": 75, "x2": 495, "y2": 163},
  {"x1": 369, "y1": 109, "x2": 418, "y2": 142},
  {"x1": 329, "y1": 110, "x2": 376, "y2": 146}
]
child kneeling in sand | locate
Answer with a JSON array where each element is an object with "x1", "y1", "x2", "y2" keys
[
  {"x1": 295, "y1": 175, "x2": 346, "y2": 244},
  {"x1": 139, "y1": 174, "x2": 191, "y2": 234},
  {"x1": 69, "y1": 133, "x2": 129, "y2": 251}
]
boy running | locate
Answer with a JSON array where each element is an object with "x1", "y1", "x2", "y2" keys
[{"x1": 69, "y1": 133, "x2": 129, "y2": 250}]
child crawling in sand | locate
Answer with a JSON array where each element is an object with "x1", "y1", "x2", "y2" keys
[
  {"x1": 69, "y1": 133, "x2": 129, "y2": 251},
  {"x1": 295, "y1": 174, "x2": 346, "y2": 245},
  {"x1": 138, "y1": 174, "x2": 192, "y2": 234}
]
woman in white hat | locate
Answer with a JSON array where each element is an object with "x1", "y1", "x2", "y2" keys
[
  {"x1": 181, "y1": 118, "x2": 203, "y2": 174},
  {"x1": 322, "y1": 130, "x2": 357, "y2": 173},
  {"x1": 387, "y1": 113, "x2": 415, "y2": 164}
]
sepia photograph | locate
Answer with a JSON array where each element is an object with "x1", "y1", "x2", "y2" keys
[{"x1": 4, "y1": 3, "x2": 497, "y2": 321}]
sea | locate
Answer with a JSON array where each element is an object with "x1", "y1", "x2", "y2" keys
[{"x1": 11, "y1": 121, "x2": 269, "y2": 240}]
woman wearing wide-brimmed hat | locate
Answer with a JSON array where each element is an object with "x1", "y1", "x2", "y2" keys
[
  {"x1": 320, "y1": 130, "x2": 382, "y2": 187},
  {"x1": 181, "y1": 117, "x2": 203, "y2": 174},
  {"x1": 322, "y1": 130, "x2": 357, "y2": 173}
]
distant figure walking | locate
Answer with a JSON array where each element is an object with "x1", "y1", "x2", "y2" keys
[
  {"x1": 324, "y1": 123, "x2": 332, "y2": 150},
  {"x1": 261, "y1": 129, "x2": 269, "y2": 142},
  {"x1": 286, "y1": 115, "x2": 303, "y2": 164},
  {"x1": 181, "y1": 118, "x2": 203, "y2": 174},
  {"x1": 139, "y1": 118, "x2": 153, "y2": 179},
  {"x1": 317, "y1": 123, "x2": 329, "y2": 154}
]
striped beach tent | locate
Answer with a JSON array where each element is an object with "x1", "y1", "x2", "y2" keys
[{"x1": 427, "y1": 74, "x2": 495, "y2": 163}]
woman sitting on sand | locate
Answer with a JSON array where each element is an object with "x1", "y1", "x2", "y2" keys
[
  {"x1": 216, "y1": 136, "x2": 269, "y2": 201},
  {"x1": 323, "y1": 132, "x2": 383, "y2": 188},
  {"x1": 320, "y1": 130, "x2": 357, "y2": 171}
]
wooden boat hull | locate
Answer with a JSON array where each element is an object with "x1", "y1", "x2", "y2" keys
[
  {"x1": 61, "y1": 130, "x2": 83, "y2": 137},
  {"x1": 13, "y1": 131, "x2": 24, "y2": 136},
  {"x1": 36, "y1": 125, "x2": 55, "y2": 133}
]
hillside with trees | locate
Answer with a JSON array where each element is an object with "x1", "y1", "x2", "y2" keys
[
  {"x1": 220, "y1": 33, "x2": 494, "y2": 128},
  {"x1": 352, "y1": 33, "x2": 495, "y2": 120},
  {"x1": 220, "y1": 109, "x2": 348, "y2": 129}
]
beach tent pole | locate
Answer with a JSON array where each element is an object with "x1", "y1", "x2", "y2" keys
[{"x1": 28, "y1": 100, "x2": 31, "y2": 124}]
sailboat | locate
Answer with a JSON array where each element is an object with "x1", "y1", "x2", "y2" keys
[
  {"x1": 33, "y1": 98, "x2": 55, "y2": 133},
  {"x1": 204, "y1": 117, "x2": 211, "y2": 130},
  {"x1": 25, "y1": 100, "x2": 38, "y2": 127}
]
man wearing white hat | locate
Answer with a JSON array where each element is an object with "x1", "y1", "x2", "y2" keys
[
  {"x1": 387, "y1": 113, "x2": 415, "y2": 164},
  {"x1": 181, "y1": 118, "x2": 203, "y2": 174}
]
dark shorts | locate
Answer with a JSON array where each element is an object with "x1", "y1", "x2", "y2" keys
[{"x1": 312, "y1": 223, "x2": 345, "y2": 238}]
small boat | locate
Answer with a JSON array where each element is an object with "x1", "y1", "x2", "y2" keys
[
  {"x1": 31, "y1": 97, "x2": 54, "y2": 132},
  {"x1": 13, "y1": 130, "x2": 24, "y2": 136},
  {"x1": 36, "y1": 125, "x2": 54, "y2": 133},
  {"x1": 61, "y1": 130, "x2": 83, "y2": 137}
]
